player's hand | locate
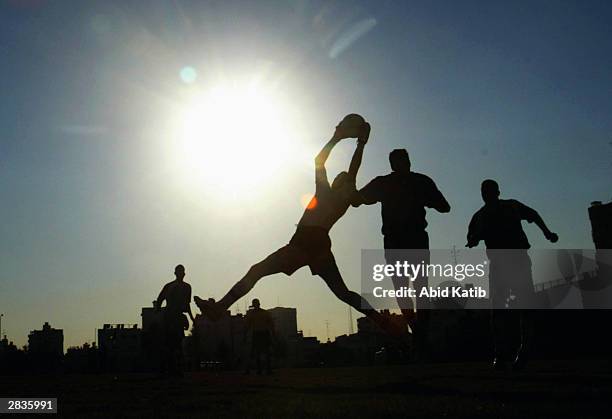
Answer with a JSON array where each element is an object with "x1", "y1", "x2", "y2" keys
[
  {"x1": 545, "y1": 231, "x2": 559, "y2": 243},
  {"x1": 358, "y1": 122, "x2": 371, "y2": 145},
  {"x1": 333, "y1": 125, "x2": 350, "y2": 140}
]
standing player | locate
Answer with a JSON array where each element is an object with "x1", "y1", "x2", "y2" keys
[
  {"x1": 244, "y1": 298, "x2": 275, "y2": 375},
  {"x1": 351, "y1": 148, "x2": 451, "y2": 357},
  {"x1": 155, "y1": 264, "x2": 195, "y2": 376},
  {"x1": 195, "y1": 115, "x2": 399, "y2": 335},
  {"x1": 467, "y1": 179, "x2": 558, "y2": 370}
]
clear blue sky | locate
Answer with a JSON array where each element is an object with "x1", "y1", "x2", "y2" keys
[{"x1": 1, "y1": 0, "x2": 611, "y2": 348}]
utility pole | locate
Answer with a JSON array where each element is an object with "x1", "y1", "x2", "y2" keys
[
  {"x1": 347, "y1": 307, "x2": 354, "y2": 335},
  {"x1": 325, "y1": 320, "x2": 330, "y2": 342},
  {"x1": 452, "y1": 245, "x2": 460, "y2": 265},
  {"x1": 0, "y1": 313, "x2": 4, "y2": 340}
]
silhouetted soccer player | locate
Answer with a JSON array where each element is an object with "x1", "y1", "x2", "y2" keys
[
  {"x1": 244, "y1": 298, "x2": 274, "y2": 375},
  {"x1": 195, "y1": 116, "x2": 399, "y2": 335},
  {"x1": 352, "y1": 148, "x2": 450, "y2": 355},
  {"x1": 155, "y1": 264, "x2": 195, "y2": 376},
  {"x1": 467, "y1": 179, "x2": 558, "y2": 370}
]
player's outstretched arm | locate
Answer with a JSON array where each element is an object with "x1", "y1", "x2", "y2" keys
[
  {"x1": 533, "y1": 213, "x2": 559, "y2": 243},
  {"x1": 347, "y1": 123, "x2": 370, "y2": 181},
  {"x1": 317, "y1": 130, "x2": 350, "y2": 170},
  {"x1": 518, "y1": 202, "x2": 558, "y2": 243},
  {"x1": 351, "y1": 176, "x2": 383, "y2": 207},
  {"x1": 426, "y1": 178, "x2": 451, "y2": 213},
  {"x1": 314, "y1": 120, "x2": 355, "y2": 168},
  {"x1": 314, "y1": 125, "x2": 352, "y2": 189},
  {"x1": 314, "y1": 136, "x2": 341, "y2": 169},
  {"x1": 433, "y1": 194, "x2": 451, "y2": 213}
]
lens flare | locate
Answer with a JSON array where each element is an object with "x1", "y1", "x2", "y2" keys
[
  {"x1": 301, "y1": 193, "x2": 317, "y2": 209},
  {"x1": 180, "y1": 66, "x2": 198, "y2": 84}
]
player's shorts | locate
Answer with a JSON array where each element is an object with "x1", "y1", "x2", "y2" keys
[
  {"x1": 383, "y1": 231, "x2": 429, "y2": 253},
  {"x1": 265, "y1": 225, "x2": 338, "y2": 276},
  {"x1": 488, "y1": 250, "x2": 535, "y2": 309}
]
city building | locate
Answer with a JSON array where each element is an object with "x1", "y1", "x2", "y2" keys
[
  {"x1": 28, "y1": 322, "x2": 63, "y2": 356},
  {"x1": 0, "y1": 335, "x2": 26, "y2": 375},
  {"x1": 0, "y1": 335, "x2": 17, "y2": 356},
  {"x1": 295, "y1": 332, "x2": 321, "y2": 367},
  {"x1": 191, "y1": 310, "x2": 246, "y2": 369},
  {"x1": 268, "y1": 307, "x2": 299, "y2": 365},
  {"x1": 191, "y1": 306, "x2": 317, "y2": 369},
  {"x1": 141, "y1": 301, "x2": 163, "y2": 333},
  {"x1": 268, "y1": 307, "x2": 298, "y2": 340},
  {"x1": 97, "y1": 323, "x2": 141, "y2": 372}
]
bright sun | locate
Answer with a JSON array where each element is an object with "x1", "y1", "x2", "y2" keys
[{"x1": 175, "y1": 83, "x2": 294, "y2": 197}]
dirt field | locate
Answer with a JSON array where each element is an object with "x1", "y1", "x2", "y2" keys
[{"x1": 2, "y1": 360, "x2": 610, "y2": 418}]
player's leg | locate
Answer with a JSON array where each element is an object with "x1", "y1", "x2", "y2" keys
[
  {"x1": 244, "y1": 339, "x2": 253, "y2": 374},
  {"x1": 244, "y1": 348, "x2": 251, "y2": 374},
  {"x1": 264, "y1": 343, "x2": 272, "y2": 375},
  {"x1": 318, "y1": 263, "x2": 372, "y2": 314},
  {"x1": 317, "y1": 261, "x2": 404, "y2": 335},
  {"x1": 490, "y1": 259, "x2": 512, "y2": 369},
  {"x1": 216, "y1": 260, "x2": 277, "y2": 311},
  {"x1": 389, "y1": 273, "x2": 416, "y2": 329},
  {"x1": 217, "y1": 248, "x2": 300, "y2": 311},
  {"x1": 512, "y1": 253, "x2": 536, "y2": 370},
  {"x1": 319, "y1": 265, "x2": 408, "y2": 337},
  {"x1": 411, "y1": 249, "x2": 431, "y2": 360},
  {"x1": 255, "y1": 344, "x2": 262, "y2": 375},
  {"x1": 195, "y1": 245, "x2": 306, "y2": 318},
  {"x1": 383, "y1": 238, "x2": 417, "y2": 329},
  {"x1": 383, "y1": 234, "x2": 430, "y2": 356},
  {"x1": 491, "y1": 308, "x2": 511, "y2": 370}
]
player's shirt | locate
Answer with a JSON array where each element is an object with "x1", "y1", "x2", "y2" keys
[
  {"x1": 356, "y1": 171, "x2": 448, "y2": 236},
  {"x1": 245, "y1": 308, "x2": 274, "y2": 332},
  {"x1": 467, "y1": 199, "x2": 538, "y2": 249},
  {"x1": 157, "y1": 280, "x2": 192, "y2": 315},
  {"x1": 297, "y1": 164, "x2": 354, "y2": 232}
]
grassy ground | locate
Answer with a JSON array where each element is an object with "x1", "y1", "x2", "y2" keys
[{"x1": 1, "y1": 360, "x2": 611, "y2": 418}]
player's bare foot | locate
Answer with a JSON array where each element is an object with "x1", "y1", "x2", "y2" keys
[{"x1": 194, "y1": 296, "x2": 224, "y2": 320}]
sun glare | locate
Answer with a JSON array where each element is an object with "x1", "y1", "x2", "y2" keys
[{"x1": 175, "y1": 83, "x2": 293, "y2": 197}]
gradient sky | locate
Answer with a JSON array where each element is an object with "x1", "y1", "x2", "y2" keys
[{"x1": 1, "y1": 0, "x2": 611, "y2": 348}]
